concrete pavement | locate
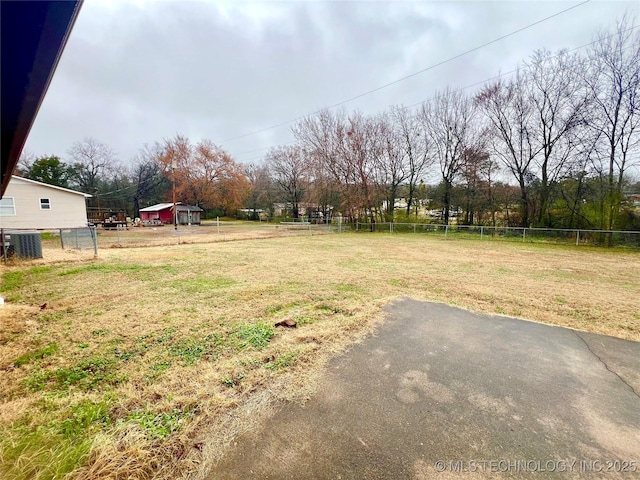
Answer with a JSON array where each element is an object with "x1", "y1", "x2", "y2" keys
[{"x1": 206, "y1": 299, "x2": 640, "y2": 479}]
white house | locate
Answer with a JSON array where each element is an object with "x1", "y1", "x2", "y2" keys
[{"x1": 0, "y1": 176, "x2": 91, "y2": 229}]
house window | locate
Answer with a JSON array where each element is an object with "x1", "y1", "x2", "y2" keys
[
  {"x1": 40, "y1": 198, "x2": 51, "y2": 210},
  {"x1": 0, "y1": 197, "x2": 16, "y2": 216}
]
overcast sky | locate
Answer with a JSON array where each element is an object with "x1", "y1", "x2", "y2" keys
[{"x1": 24, "y1": 0, "x2": 639, "y2": 168}]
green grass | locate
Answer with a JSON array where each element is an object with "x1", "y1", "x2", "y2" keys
[
  {"x1": 59, "y1": 263, "x2": 148, "y2": 276},
  {"x1": 127, "y1": 407, "x2": 193, "y2": 440},
  {"x1": 28, "y1": 266, "x2": 55, "y2": 275},
  {"x1": 1, "y1": 399, "x2": 111, "y2": 480},
  {"x1": 1, "y1": 427, "x2": 93, "y2": 480},
  {"x1": 58, "y1": 263, "x2": 177, "y2": 277},
  {"x1": 1, "y1": 270, "x2": 25, "y2": 293},
  {"x1": 146, "y1": 361, "x2": 172, "y2": 380},
  {"x1": 232, "y1": 323, "x2": 274, "y2": 350},
  {"x1": 110, "y1": 327, "x2": 233, "y2": 372},
  {"x1": 37, "y1": 312, "x2": 65, "y2": 323},
  {"x1": 13, "y1": 343, "x2": 58, "y2": 367},
  {"x1": 221, "y1": 373, "x2": 245, "y2": 388},
  {"x1": 57, "y1": 400, "x2": 112, "y2": 437},
  {"x1": 265, "y1": 352, "x2": 298, "y2": 371},
  {"x1": 294, "y1": 314, "x2": 315, "y2": 325},
  {"x1": 170, "y1": 275, "x2": 238, "y2": 293},
  {"x1": 336, "y1": 283, "x2": 366, "y2": 294},
  {"x1": 25, "y1": 356, "x2": 127, "y2": 392},
  {"x1": 168, "y1": 336, "x2": 219, "y2": 365}
]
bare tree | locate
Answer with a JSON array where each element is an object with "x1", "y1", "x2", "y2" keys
[
  {"x1": 132, "y1": 143, "x2": 168, "y2": 217},
  {"x1": 342, "y1": 112, "x2": 383, "y2": 225},
  {"x1": 244, "y1": 162, "x2": 276, "y2": 219},
  {"x1": 367, "y1": 112, "x2": 407, "y2": 221},
  {"x1": 265, "y1": 145, "x2": 310, "y2": 219},
  {"x1": 306, "y1": 157, "x2": 340, "y2": 222},
  {"x1": 389, "y1": 105, "x2": 433, "y2": 216},
  {"x1": 421, "y1": 88, "x2": 477, "y2": 225},
  {"x1": 293, "y1": 110, "x2": 363, "y2": 222},
  {"x1": 16, "y1": 150, "x2": 36, "y2": 176},
  {"x1": 477, "y1": 73, "x2": 538, "y2": 226},
  {"x1": 459, "y1": 146, "x2": 492, "y2": 225},
  {"x1": 524, "y1": 49, "x2": 590, "y2": 226},
  {"x1": 585, "y1": 14, "x2": 640, "y2": 231},
  {"x1": 68, "y1": 137, "x2": 117, "y2": 194}
]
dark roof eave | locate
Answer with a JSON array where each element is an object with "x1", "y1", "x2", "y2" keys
[{"x1": 1, "y1": 1, "x2": 84, "y2": 197}]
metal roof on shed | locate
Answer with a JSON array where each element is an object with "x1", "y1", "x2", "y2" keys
[
  {"x1": 139, "y1": 203, "x2": 203, "y2": 213},
  {"x1": 139, "y1": 203, "x2": 177, "y2": 212}
]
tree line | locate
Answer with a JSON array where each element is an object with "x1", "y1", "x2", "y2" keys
[{"x1": 18, "y1": 15, "x2": 640, "y2": 231}]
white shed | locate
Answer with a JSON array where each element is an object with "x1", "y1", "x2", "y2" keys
[{"x1": 0, "y1": 176, "x2": 91, "y2": 229}]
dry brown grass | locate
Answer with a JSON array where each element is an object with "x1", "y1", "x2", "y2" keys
[
  {"x1": 94, "y1": 220, "x2": 322, "y2": 248},
  {"x1": 0, "y1": 232, "x2": 638, "y2": 480}
]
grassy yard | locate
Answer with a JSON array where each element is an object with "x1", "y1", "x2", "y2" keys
[{"x1": 1, "y1": 233, "x2": 638, "y2": 479}]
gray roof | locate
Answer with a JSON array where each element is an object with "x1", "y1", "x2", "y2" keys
[{"x1": 176, "y1": 205, "x2": 203, "y2": 212}]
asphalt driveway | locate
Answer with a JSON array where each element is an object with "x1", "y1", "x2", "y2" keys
[{"x1": 207, "y1": 299, "x2": 640, "y2": 479}]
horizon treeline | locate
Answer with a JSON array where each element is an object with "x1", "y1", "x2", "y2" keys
[{"x1": 18, "y1": 15, "x2": 640, "y2": 231}]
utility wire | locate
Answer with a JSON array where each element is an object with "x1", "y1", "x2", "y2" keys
[
  {"x1": 230, "y1": 23, "x2": 639, "y2": 163},
  {"x1": 218, "y1": 0, "x2": 591, "y2": 145}
]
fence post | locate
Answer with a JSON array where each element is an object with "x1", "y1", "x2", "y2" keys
[
  {"x1": 217, "y1": 217, "x2": 220, "y2": 235},
  {"x1": 356, "y1": 221, "x2": 359, "y2": 232},
  {"x1": 413, "y1": 223, "x2": 416, "y2": 234},
  {"x1": 59, "y1": 228, "x2": 65, "y2": 249},
  {"x1": 480, "y1": 226, "x2": 484, "y2": 240},
  {"x1": 445, "y1": 224, "x2": 449, "y2": 238},
  {"x1": 91, "y1": 226, "x2": 98, "y2": 257},
  {"x1": 75, "y1": 228, "x2": 79, "y2": 249},
  {"x1": 576, "y1": 230, "x2": 580, "y2": 246},
  {"x1": 1, "y1": 229, "x2": 5, "y2": 263},
  {"x1": 522, "y1": 228, "x2": 526, "y2": 242},
  {"x1": 390, "y1": 222, "x2": 392, "y2": 233}
]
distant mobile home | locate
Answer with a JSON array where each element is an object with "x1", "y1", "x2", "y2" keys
[{"x1": 0, "y1": 176, "x2": 91, "y2": 229}]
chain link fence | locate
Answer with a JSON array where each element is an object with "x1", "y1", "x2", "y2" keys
[
  {"x1": 3, "y1": 220, "x2": 636, "y2": 266},
  {"x1": 93, "y1": 220, "x2": 334, "y2": 249},
  {"x1": 1, "y1": 227, "x2": 98, "y2": 264},
  {"x1": 352, "y1": 222, "x2": 640, "y2": 248}
]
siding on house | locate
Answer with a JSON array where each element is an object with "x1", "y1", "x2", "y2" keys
[{"x1": 0, "y1": 176, "x2": 91, "y2": 229}]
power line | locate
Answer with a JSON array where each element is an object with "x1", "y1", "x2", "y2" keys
[
  {"x1": 218, "y1": 0, "x2": 591, "y2": 145},
  {"x1": 232, "y1": 142, "x2": 297, "y2": 159},
  {"x1": 229, "y1": 23, "x2": 639, "y2": 163}
]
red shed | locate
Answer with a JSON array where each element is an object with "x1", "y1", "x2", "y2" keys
[
  {"x1": 139, "y1": 203, "x2": 203, "y2": 225},
  {"x1": 139, "y1": 203, "x2": 175, "y2": 224}
]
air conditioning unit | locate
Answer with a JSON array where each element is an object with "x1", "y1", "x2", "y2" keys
[{"x1": 3, "y1": 232, "x2": 43, "y2": 258}]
